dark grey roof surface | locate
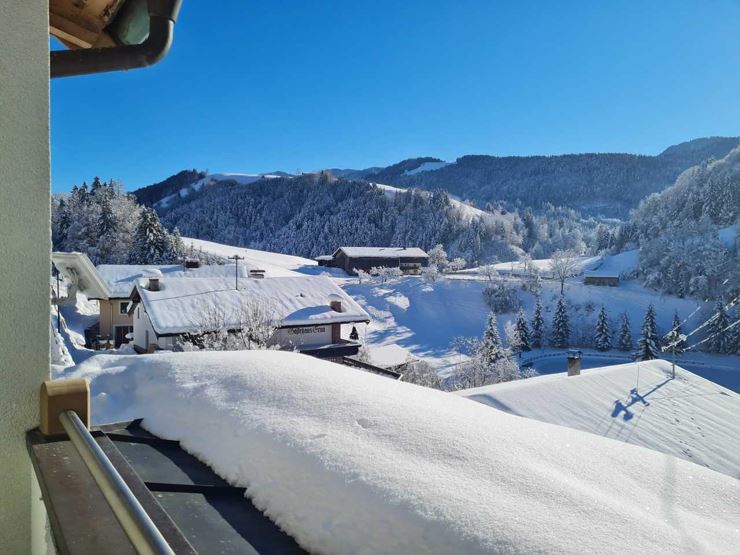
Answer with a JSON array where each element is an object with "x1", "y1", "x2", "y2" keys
[{"x1": 29, "y1": 420, "x2": 306, "y2": 554}]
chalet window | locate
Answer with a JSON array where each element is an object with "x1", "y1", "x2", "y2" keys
[{"x1": 119, "y1": 302, "x2": 129, "y2": 314}]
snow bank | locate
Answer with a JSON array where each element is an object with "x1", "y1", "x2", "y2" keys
[
  {"x1": 68, "y1": 351, "x2": 739, "y2": 553},
  {"x1": 461, "y1": 360, "x2": 740, "y2": 478}
]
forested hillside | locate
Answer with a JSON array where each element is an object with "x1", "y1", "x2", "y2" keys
[
  {"x1": 362, "y1": 137, "x2": 740, "y2": 218},
  {"x1": 623, "y1": 146, "x2": 740, "y2": 300},
  {"x1": 155, "y1": 173, "x2": 524, "y2": 264}
]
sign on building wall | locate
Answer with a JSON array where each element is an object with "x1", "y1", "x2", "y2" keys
[{"x1": 274, "y1": 325, "x2": 332, "y2": 348}]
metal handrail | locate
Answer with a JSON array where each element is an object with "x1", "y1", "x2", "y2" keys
[{"x1": 59, "y1": 410, "x2": 174, "y2": 555}]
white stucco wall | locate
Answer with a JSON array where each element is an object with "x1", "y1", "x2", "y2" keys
[{"x1": 0, "y1": 1, "x2": 51, "y2": 550}]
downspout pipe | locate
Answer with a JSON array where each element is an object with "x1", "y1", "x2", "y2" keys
[{"x1": 51, "y1": 0, "x2": 182, "y2": 79}]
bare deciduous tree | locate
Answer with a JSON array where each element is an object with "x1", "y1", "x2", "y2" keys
[{"x1": 549, "y1": 249, "x2": 579, "y2": 295}]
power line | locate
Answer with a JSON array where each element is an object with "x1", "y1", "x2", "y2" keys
[
  {"x1": 665, "y1": 295, "x2": 739, "y2": 346},
  {"x1": 684, "y1": 318, "x2": 740, "y2": 352}
]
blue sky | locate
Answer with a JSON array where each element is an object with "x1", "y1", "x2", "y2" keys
[{"x1": 51, "y1": 0, "x2": 740, "y2": 192}]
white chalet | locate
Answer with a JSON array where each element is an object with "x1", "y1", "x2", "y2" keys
[{"x1": 129, "y1": 274, "x2": 370, "y2": 361}]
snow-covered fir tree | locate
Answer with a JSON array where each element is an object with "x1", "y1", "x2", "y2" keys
[
  {"x1": 549, "y1": 295, "x2": 570, "y2": 348},
  {"x1": 707, "y1": 300, "x2": 732, "y2": 354},
  {"x1": 635, "y1": 304, "x2": 660, "y2": 360},
  {"x1": 617, "y1": 313, "x2": 633, "y2": 351},
  {"x1": 594, "y1": 306, "x2": 611, "y2": 351},
  {"x1": 530, "y1": 297, "x2": 545, "y2": 349},
  {"x1": 479, "y1": 312, "x2": 505, "y2": 367},
  {"x1": 129, "y1": 207, "x2": 179, "y2": 264},
  {"x1": 513, "y1": 308, "x2": 531, "y2": 353}
]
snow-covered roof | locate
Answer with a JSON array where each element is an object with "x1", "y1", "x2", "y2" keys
[
  {"x1": 314, "y1": 255, "x2": 333, "y2": 261},
  {"x1": 134, "y1": 275, "x2": 370, "y2": 335},
  {"x1": 366, "y1": 344, "x2": 412, "y2": 368},
  {"x1": 583, "y1": 271, "x2": 620, "y2": 278},
  {"x1": 53, "y1": 252, "x2": 112, "y2": 299},
  {"x1": 335, "y1": 246, "x2": 428, "y2": 259},
  {"x1": 67, "y1": 351, "x2": 740, "y2": 553},
  {"x1": 460, "y1": 360, "x2": 740, "y2": 478},
  {"x1": 97, "y1": 263, "x2": 275, "y2": 298}
]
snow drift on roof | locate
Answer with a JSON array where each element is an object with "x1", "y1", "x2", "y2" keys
[
  {"x1": 136, "y1": 275, "x2": 369, "y2": 334},
  {"x1": 336, "y1": 246, "x2": 428, "y2": 258},
  {"x1": 460, "y1": 360, "x2": 740, "y2": 478},
  {"x1": 68, "y1": 351, "x2": 739, "y2": 554}
]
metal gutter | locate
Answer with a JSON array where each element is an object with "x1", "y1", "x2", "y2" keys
[{"x1": 51, "y1": 0, "x2": 182, "y2": 79}]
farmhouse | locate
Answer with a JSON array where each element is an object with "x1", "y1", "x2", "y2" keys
[
  {"x1": 128, "y1": 274, "x2": 370, "y2": 360},
  {"x1": 316, "y1": 246, "x2": 428, "y2": 275}
]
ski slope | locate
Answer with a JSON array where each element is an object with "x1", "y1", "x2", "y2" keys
[
  {"x1": 460, "y1": 360, "x2": 740, "y2": 478},
  {"x1": 63, "y1": 350, "x2": 740, "y2": 554}
]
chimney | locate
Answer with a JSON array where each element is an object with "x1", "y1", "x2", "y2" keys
[
  {"x1": 143, "y1": 268, "x2": 163, "y2": 291},
  {"x1": 329, "y1": 293, "x2": 343, "y2": 312},
  {"x1": 567, "y1": 349, "x2": 582, "y2": 376}
]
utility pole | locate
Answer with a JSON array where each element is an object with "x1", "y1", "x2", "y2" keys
[
  {"x1": 228, "y1": 254, "x2": 244, "y2": 290},
  {"x1": 56, "y1": 269, "x2": 61, "y2": 333}
]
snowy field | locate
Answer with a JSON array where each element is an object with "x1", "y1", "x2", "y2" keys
[
  {"x1": 461, "y1": 360, "x2": 740, "y2": 478},
  {"x1": 183, "y1": 236, "x2": 315, "y2": 275},
  {"x1": 62, "y1": 350, "x2": 740, "y2": 554}
]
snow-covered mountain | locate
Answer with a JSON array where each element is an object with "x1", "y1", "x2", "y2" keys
[{"x1": 352, "y1": 137, "x2": 740, "y2": 218}]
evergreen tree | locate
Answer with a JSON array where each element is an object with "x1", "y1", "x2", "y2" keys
[
  {"x1": 594, "y1": 306, "x2": 611, "y2": 351},
  {"x1": 617, "y1": 313, "x2": 633, "y2": 351},
  {"x1": 479, "y1": 312, "x2": 505, "y2": 367},
  {"x1": 549, "y1": 295, "x2": 570, "y2": 348},
  {"x1": 530, "y1": 297, "x2": 544, "y2": 348},
  {"x1": 349, "y1": 326, "x2": 359, "y2": 341},
  {"x1": 129, "y1": 207, "x2": 171, "y2": 264},
  {"x1": 707, "y1": 301, "x2": 731, "y2": 354},
  {"x1": 514, "y1": 308, "x2": 531, "y2": 352},
  {"x1": 635, "y1": 304, "x2": 660, "y2": 360}
]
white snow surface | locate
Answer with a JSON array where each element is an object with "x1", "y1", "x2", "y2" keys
[
  {"x1": 403, "y1": 161, "x2": 451, "y2": 175},
  {"x1": 66, "y1": 351, "x2": 740, "y2": 554},
  {"x1": 136, "y1": 275, "x2": 369, "y2": 334},
  {"x1": 156, "y1": 173, "x2": 284, "y2": 208},
  {"x1": 183, "y1": 237, "x2": 315, "y2": 275},
  {"x1": 584, "y1": 249, "x2": 640, "y2": 278},
  {"x1": 461, "y1": 360, "x2": 740, "y2": 478}
]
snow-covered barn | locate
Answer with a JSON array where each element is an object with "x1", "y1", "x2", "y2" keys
[
  {"x1": 316, "y1": 246, "x2": 428, "y2": 275},
  {"x1": 128, "y1": 274, "x2": 370, "y2": 360}
]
